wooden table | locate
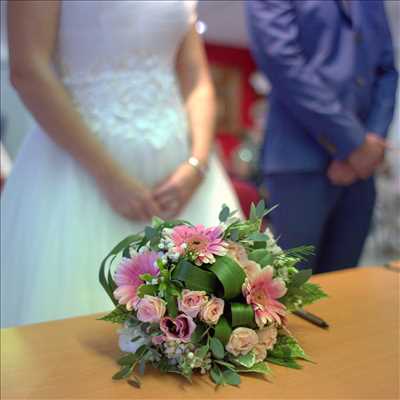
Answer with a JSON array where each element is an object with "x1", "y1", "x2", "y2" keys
[{"x1": 1, "y1": 267, "x2": 399, "y2": 399}]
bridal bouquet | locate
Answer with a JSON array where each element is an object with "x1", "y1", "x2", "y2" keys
[{"x1": 99, "y1": 202, "x2": 327, "y2": 388}]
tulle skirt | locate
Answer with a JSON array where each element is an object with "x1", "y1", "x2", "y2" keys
[{"x1": 0, "y1": 127, "x2": 240, "y2": 327}]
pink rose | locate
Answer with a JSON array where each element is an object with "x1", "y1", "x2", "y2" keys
[
  {"x1": 226, "y1": 327, "x2": 258, "y2": 356},
  {"x1": 253, "y1": 343, "x2": 267, "y2": 363},
  {"x1": 135, "y1": 295, "x2": 166, "y2": 323},
  {"x1": 199, "y1": 297, "x2": 224, "y2": 325},
  {"x1": 160, "y1": 314, "x2": 196, "y2": 343},
  {"x1": 257, "y1": 325, "x2": 278, "y2": 350},
  {"x1": 178, "y1": 289, "x2": 208, "y2": 318}
]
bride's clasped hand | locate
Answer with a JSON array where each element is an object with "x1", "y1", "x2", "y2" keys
[{"x1": 98, "y1": 160, "x2": 204, "y2": 222}]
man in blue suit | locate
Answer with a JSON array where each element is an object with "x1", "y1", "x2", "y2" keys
[{"x1": 246, "y1": 0, "x2": 398, "y2": 273}]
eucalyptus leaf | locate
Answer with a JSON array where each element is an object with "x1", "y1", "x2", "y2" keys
[
  {"x1": 144, "y1": 226, "x2": 158, "y2": 240},
  {"x1": 210, "y1": 337, "x2": 225, "y2": 359},
  {"x1": 219, "y1": 205, "x2": 230, "y2": 222},
  {"x1": 138, "y1": 360, "x2": 146, "y2": 375},
  {"x1": 230, "y1": 229, "x2": 239, "y2": 242}
]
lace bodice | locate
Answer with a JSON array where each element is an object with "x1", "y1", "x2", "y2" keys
[{"x1": 55, "y1": 0, "x2": 197, "y2": 149}]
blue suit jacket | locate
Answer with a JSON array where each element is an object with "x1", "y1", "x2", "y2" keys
[{"x1": 246, "y1": 0, "x2": 398, "y2": 173}]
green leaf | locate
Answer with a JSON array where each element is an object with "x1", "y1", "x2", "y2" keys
[
  {"x1": 255, "y1": 199, "x2": 266, "y2": 219},
  {"x1": 284, "y1": 245, "x2": 315, "y2": 261},
  {"x1": 210, "y1": 337, "x2": 225, "y2": 359},
  {"x1": 237, "y1": 361, "x2": 272, "y2": 375},
  {"x1": 247, "y1": 232, "x2": 270, "y2": 242},
  {"x1": 112, "y1": 365, "x2": 134, "y2": 380},
  {"x1": 151, "y1": 216, "x2": 164, "y2": 228},
  {"x1": 137, "y1": 284, "x2": 157, "y2": 298},
  {"x1": 139, "y1": 273, "x2": 155, "y2": 282},
  {"x1": 209, "y1": 256, "x2": 246, "y2": 300},
  {"x1": 165, "y1": 293, "x2": 178, "y2": 318},
  {"x1": 223, "y1": 369, "x2": 241, "y2": 386},
  {"x1": 214, "y1": 360, "x2": 236, "y2": 370},
  {"x1": 280, "y1": 282, "x2": 328, "y2": 311},
  {"x1": 122, "y1": 246, "x2": 131, "y2": 259},
  {"x1": 250, "y1": 203, "x2": 257, "y2": 221},
  {"x1": 288, "y1": 269, "x2": 312, "y2": 288},
  {"x1": 172, "y1": 261, "x2": 220, "y2": 293},
  {"x1": 266, "y1": 356, "x2": 301, "y2": 369},
  {"x1": 117, "y1": 353, "x2": 139, "y2": 366},
  {"x1": 269, "y1": 335, "x2": 311, "y2": 361},
  {"x1": 219, "y1": 205, "x2": 230, "y2": 222},
  {"x1": 214, "y1": 317, "x2": 232, "y2": 345},
  {"x1": 235, "y1": 352, "x2": 256, "y2": 368},
  {"x1": 195, "y1": 344, "x2": 209, "y2": 359},
  {"x1": 248, "y1": 249, "x2": 273, "y2": 268},
  {"x1": 210, "y1": 365, "x2": 224, "y2": 385},
  {"x1": 98, "y1": 306, "x2": 130, "y2": 324},
  {"x1": 191, "y1": 322, "x2": 208, "y2": 344},
  {"x1": 230, "y1": 303, "x2": 256, "y2": 328}
]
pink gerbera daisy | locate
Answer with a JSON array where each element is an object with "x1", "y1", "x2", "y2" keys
[
  {"x1": 171, "y1": 224, "x2": 228, "y2": 265},
  {"x1": 113, "y1": 251, "x2": 159, "y2": 310},
  {"x1": 243, "y1": 266, "x2": 287, "y2": 327}
]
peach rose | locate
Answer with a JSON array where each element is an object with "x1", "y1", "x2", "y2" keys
[
  {"x1": 225, "y1": 327, "x2": 258, "y2": 356},
  {"x1": 253, "y1": 343, "x2": 267, "y2": 363},
  {"x1": 226, "y1": 241, "x2": 248, "y2": 264},
  {"x1": 136, "y1": 295, "x2": 166, "y2": 323},
  {"x1": 199, "y1": 297, "x2": 224, "y2": 325},
  {"x1": 178, "y1": 289, "x2": 208, "y2": 318},
  {"x1": 257, "y1": 325, "x2": 278, "y2": 350},
  {"x1": 241, "y1": 260, "x2": 262, "y2": 281}
]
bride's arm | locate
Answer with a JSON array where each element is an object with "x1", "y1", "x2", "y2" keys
[
  {"x1": 175, "y1": 25, "x2": 216, "y2": 167},
  {"x1": 7, "y1": 0, "x2": 159, "y2": 220},
  {"x1": 153, "y1": 26, "x2": 216, "y2": 217}
]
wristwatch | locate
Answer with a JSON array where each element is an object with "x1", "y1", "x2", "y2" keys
[{"x1": 187, "y1": 156, "x2": 208, "y2": 177}]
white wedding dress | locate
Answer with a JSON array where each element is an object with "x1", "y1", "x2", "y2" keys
[{"x1": 0, "y1": 0, "x2": 240, "y2": 328}]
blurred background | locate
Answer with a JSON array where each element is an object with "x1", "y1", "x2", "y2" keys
[{"x1": 0, "y1": 0, "x2": 399, "y2": 265}]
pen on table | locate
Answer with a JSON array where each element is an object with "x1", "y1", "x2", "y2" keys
[{"x1": 293, "y1": 309, "x2": 329, "y2": 329}]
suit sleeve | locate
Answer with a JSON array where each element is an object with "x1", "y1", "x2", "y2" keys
[
  {"x1": 365, "y1": 2, "x2": 398, "y2": 138},
  {"x1": 245, "y1": 0, "x2": 365, "y2": 160}
]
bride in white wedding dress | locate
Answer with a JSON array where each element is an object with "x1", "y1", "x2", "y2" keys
[{"x1": 1, "y1": 0, "x2": 240, "y2": 328}]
